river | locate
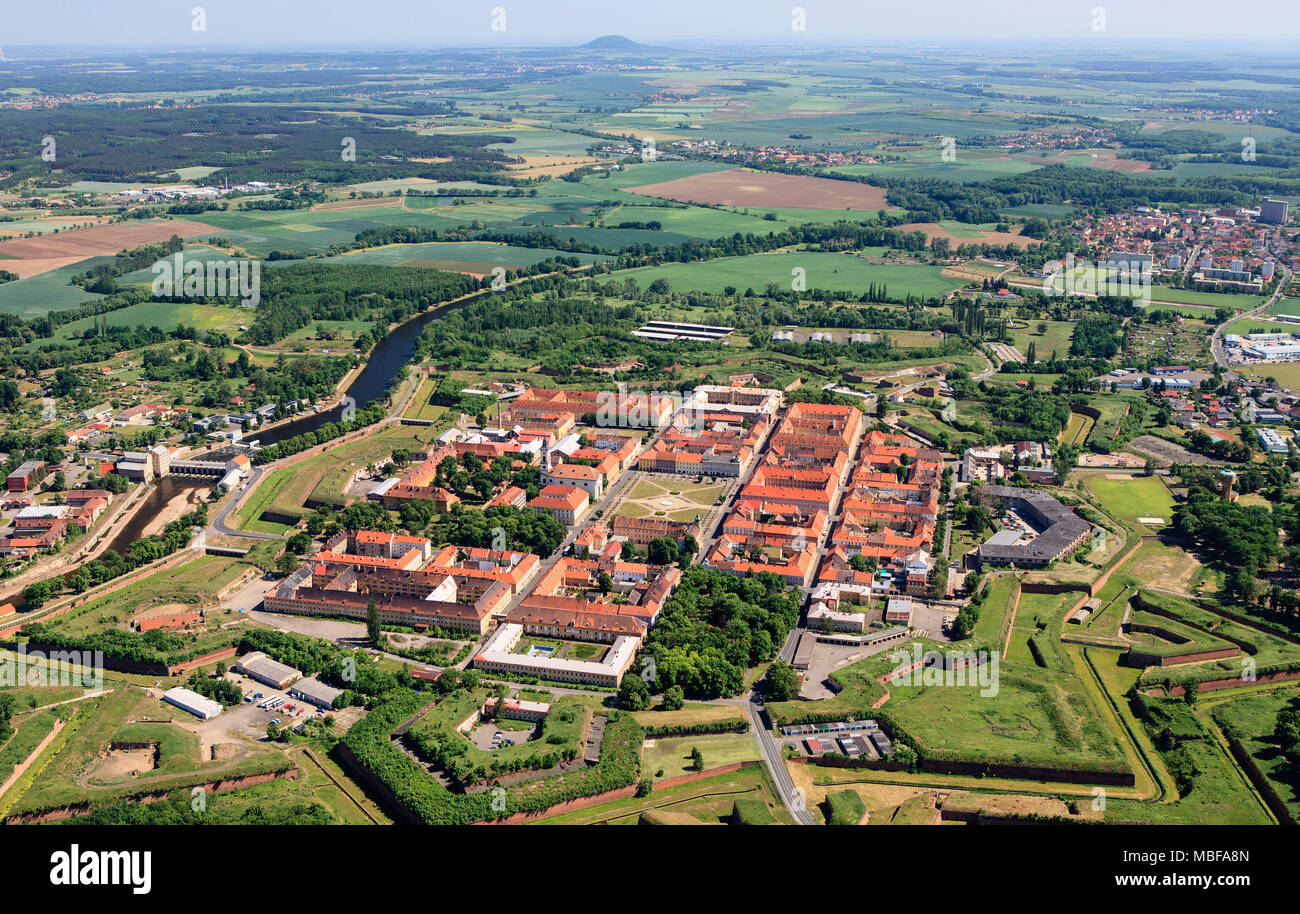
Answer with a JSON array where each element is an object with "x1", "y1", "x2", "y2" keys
[{"x1": 253, "y1": 288, "x2": 491, "y2": 446}]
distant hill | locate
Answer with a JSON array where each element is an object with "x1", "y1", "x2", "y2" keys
[{"x1": 579, "y1": 35, "x2": 678, "y2": 53}]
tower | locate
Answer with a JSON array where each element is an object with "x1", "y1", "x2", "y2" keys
[{"x1": 1218, "y1": 469, "x2": 1236, "y2": 503}]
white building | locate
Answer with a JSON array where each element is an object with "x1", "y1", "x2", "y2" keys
[{"x1": 162, "y1": 686, "x2": 223, "y2": 720}]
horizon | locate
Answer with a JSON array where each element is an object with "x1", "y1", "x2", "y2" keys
[{"x1": 3, "y1": 0, "x2": 1299, "y2": 48}]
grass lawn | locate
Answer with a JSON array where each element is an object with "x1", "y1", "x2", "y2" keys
[
  {"x1": 886, "y1": 663, "x2": 1124, "y2": 770},
  {"x1": 641, "y1": 733, "x2": 761, "y2": 783},
  {"x1": 238, "y1": 424, "x2": 444, "y2": 526},
  {"x1": 616, "y1": 476, "x2": 728, "y2": 523},
  {"x1": 539, "y1": 763, "x2": 789, "y2": 825},
  {"x1": 1010, "y1": 319, "x2": 1074, "y2": 361},
  {"x1": 973, "y1": 575, "x2": 1018, "y2": 645},
  {"x1": 1079, "y1": 473, "x2": 1174, "y2": 525},
  {"x1": 612, "y1": 251, "x2": 962, "y2": 299},
  {"x1": 11, "y1": 686, "x2": 288, "y2": 815},
  {"x1": 45, "y1": 554, "x2": 252, "y2": 641},
  {"x1": 631, "y1": 702, "x2": 748, "y2": 731},
  {"x1": 1208, "y1": 686, "x2": 1300, "y2": 822},
  {"x1": 1147, "y1": 285, "x2": 1264, "y2": 309}
]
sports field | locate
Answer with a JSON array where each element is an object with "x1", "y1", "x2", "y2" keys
[{"x1": 1081, "y1": 474, "x2": 1174, "y2": 525}]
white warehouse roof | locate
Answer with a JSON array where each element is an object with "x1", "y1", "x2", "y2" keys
[{"x1": 162, "y1": 686, "x2": 223, "y2": 720}]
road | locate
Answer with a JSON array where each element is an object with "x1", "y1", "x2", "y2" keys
[
  {"x1": 746, "y1": 695, "x2": 814, "y2": 824},
  {"x1": 209, "y1": 464, "x2": 279, "y2": 540},
  {"x1": 1210, "y1": 264, "x2": 1291, "y2": 376}
]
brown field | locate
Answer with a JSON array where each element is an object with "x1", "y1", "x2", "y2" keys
[
  {"x1": 0, "y1": 214, "x2": 111, "y2": 237},
  {"x1": 1122, "y1": 542, "x2": 1206, "y2": 596},
  {"x1": 1030, "y1": 148, "x2": 1152, "y2": 173},
  {"x1": 0, "y1": 219, "x2": 222, "y2": 278},
  {"x1": 900, "y1": 222, "x2": 1038, "y2": 250},
  {"x1": 626, "y1": 167, "x2": 890, "y2": 210},
  {"x1": 507, "y1": 155, "x2": 601, "y2": 179}
]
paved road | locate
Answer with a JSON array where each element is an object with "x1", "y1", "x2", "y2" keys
[
  {"x1": 1210, "y1": 264, "x2": 1291, "y2": 378},
  {"x1": 746, "y1": 695, "x2": 814, "y2": 825},
  {"x1": 209, "y1": 464, "x2": 280, "y2": 541}
]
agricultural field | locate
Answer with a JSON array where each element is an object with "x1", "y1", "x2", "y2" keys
[
  {"x1": 0, "y1": 220, "x2": 222, "y2": 281},
  {"x1": 612, "y1": 251, "x2": 962, "y2": 298},
  {"x1": 626, "y1": 167, "x2": 891, "y2": 211}
]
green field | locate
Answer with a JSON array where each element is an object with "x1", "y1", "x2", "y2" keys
[
  {"x1": 1010, "y1": 319, "x2": 1074, "y2": 361},
  {"x1": 1211, "y1": 686, "x2": 1300, "y2": 822},
  {"x1": 1147, "y1": 285, "x2": 1265, "y2": 309},
  {"x1": 1080, "y1": 474, "x2": 1175, "y2": 524},
  {"x1": 641, "y1": 733, "x2": 761, "y2": 783},
  {"x1": 612, "y1": 251, "x2": 962, "y2": 299},
  {"x1": 10, "y1": 686, "x2": 290, "y2": 816}
]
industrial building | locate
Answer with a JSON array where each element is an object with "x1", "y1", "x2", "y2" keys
[
  {"x1": 288, "y1": 677, "x2": 344, "y2": 709},
  {"x1": 162, "y1": 686, "x2": 224, "y2": 720},
  {"x1": 234, "y1": 651, "x2": 302, "y2": 689}
]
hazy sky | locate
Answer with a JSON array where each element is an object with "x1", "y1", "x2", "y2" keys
[{"x1": 4, "y1": 0, "x2": 1299, "y2": 48}]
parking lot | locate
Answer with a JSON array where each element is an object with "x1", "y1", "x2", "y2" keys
[
  {"x1": 909, "y1": 601, "x2": 960, "y2": 642},
  {"x1": 466, "y1": 720, "x2": 536, "y2": 751}
]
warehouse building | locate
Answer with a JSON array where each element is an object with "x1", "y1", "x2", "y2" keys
[
  {"x1": 162, "y1": 686, "x2": 223, "y2": 720},
  {"x1": 234, "y1": 651, "x2": 301, "y2": 689},
  {"x1": 288, "y1": 676, "x2": 344, "y2": 709}
]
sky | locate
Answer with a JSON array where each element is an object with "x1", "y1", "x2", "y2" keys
[{"x1": 4, "y1": 0, "x2": 1299, "y2": 48}]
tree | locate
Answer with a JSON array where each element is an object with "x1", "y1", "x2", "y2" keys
[
  {"x1": 366, "y1": 600, "x2": 382, "y2": 647},
  {"x1": 276, "y1": 553, "x2": 301, "y2": 576},
  {"x1": 618, "y1": 674, "x2": 649, "y2": 711},
  {"x1": 647, "y1": 537, "x2": 677, "y2": 565},
  {"x1": 688, "y1": 746, "x2": 705, "y2": 771},
  {"x1": 764, "y1": 661, "x2": 801, "y2": 701},
  {"x1": 661, "y1": 684, "x2": 685, "y2": 711},
  {"x1": 596, "y1": 570, "x2": 613, "y2": 595},
  {"x1": 966, "y1": 504, "x2": 994, "y2": 534}
]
